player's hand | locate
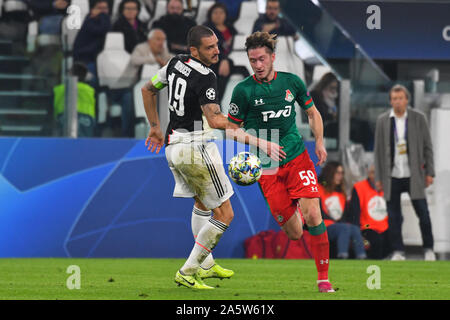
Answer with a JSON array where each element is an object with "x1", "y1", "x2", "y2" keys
[
  {"x1": 315, "y1": 142, "x2": 327, "y2": 166},
  {"x1": 260, "y1": 140, "x2": 286, "y2": 162},
  {"x1": 145, "y1": 127, "x2": 164, "y2": 154}
]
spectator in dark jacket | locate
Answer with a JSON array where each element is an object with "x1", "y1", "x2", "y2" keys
[
  {"x1": 112, "y1": 0, "x2": 147, "y2": 54},
  {"x1": 28, "y1": 0, "x2": 71, "y2": 20},
  {"x1": 28, "y1": 0, "x2": 71, "y2": 35},
  {"x1": 252, "y1": 0, "x2": 297, "y2": 38},
  {"x1": 73, "y1": 0, "x2": 111, "y2": 87},
  {"x1": 150, "y1": 0, "x2": 196, "y2": 55}
]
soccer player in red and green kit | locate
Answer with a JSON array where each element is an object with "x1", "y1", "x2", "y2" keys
[{"x1": 226, "y1": 32, "x2": 335, "y2": 293}]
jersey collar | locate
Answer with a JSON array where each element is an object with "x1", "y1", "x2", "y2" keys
[
  {"x1": 252, "y1": 71, "x2": 278, "y2": 85},
  {"x1": 186, "y1": 56, "x2": 212, "y2": 75}
]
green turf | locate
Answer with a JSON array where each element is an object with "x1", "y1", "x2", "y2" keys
[{"x1": 0, "y1": 258, "x2": 448, "y2": 300}]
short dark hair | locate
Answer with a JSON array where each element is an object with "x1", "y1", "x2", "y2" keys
[
  {"x1": 119, "y1": 0, "x2": 140, "y2": 15},
  {"x1": 187, "y1": 25, "x2": 215, "y2": 49},
  {"x1": 90, "y1": 0, "x2": 108, "y2": 10},
  {"x1": 245, "y1": 31, "x2": 277, "y2": 53},
  {"x1": 71, "y1": 62, "x2": 88, "y2": 82},
  {"x1": 167, "y1": 0, "x2": 183, "y2": 7}
]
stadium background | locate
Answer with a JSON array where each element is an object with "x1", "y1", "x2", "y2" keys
[{"x1": 0, "y1": 0, "x2": 449, "y2": 260}]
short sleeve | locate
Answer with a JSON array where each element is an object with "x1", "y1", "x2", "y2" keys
[
  {"x1": 227, "y1": 84, "x2": 249, "y2": 125},
  {"x1": 150, "y1": 59, "x2": 171, "y2": 90},
  {"x1": 197, "y1": 72, "x2": 220, "y2": 106},
  {"x1": 292, "y1": 74, "x2": 314, "y2": 110}
]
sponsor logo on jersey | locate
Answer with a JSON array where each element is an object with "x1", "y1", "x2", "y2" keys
[
  {"x1": 206, "y1": 88, "x2": 216, "y2": 100},
  {"x1": 254, "y1": 98, "x2": 265, "y2": 106},
  {"x1": 174, "y1": 60, "x2": 192, "y2": 77},
  {"x1": 229, "y1": 103, "x2": 239, "y2": 115},
  {"x1": 261, "y1": 105, "x2": 292, "y2": 122},
  {"x1": 285, "y1": 89, "x2": 294, "y2": 102}
]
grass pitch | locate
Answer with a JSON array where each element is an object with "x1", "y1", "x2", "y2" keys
[{"x1": 0, "y1": 258, "x2": 448, "y2": 300}]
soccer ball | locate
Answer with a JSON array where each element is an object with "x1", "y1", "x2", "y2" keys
[{"x1": 228, "y1": 152, "x2": 262, "y2": 186}]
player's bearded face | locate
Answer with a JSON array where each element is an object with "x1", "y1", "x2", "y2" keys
[
  {"x1": 248, "y1": 47, "x2": 275, "y2": 82},
  {"x1": 197, "y1": 35, "x2": 220, "y2": 66}
]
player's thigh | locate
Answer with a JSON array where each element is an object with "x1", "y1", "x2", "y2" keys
[
  {"x1": 259, "y1": 173, "x2": 297, "y2": 227},
  {"x1": 282, "y1": 209, "x2": 303, "y2": 240},
  {"x1": 179, "y1": 142, "x2": 234, "y2": 210},
  {"x1": 166, "y1": 144, "x2": 195, "y2": 198},
  {"x1": 285, "y1": 150, "x2": 320, "y2": 199}
]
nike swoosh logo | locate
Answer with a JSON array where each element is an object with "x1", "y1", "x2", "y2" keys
[{"x1": 183, "y1": 278, "x2": 195, "y2": 286}]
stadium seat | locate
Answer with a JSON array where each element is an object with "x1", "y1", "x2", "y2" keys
[
  {"x1": 97, "y1": 32, "x2": 132, "y2": 89},
  {"x1": 133, "y1": 76, "x2": 170, "y2": 136},
  {"x1": 228, "y1": 35, "x2": 253, "y2": 76},
  {"x1": 133, "y1": 79, "x2": 149, "y2": 119},
  {"x1": 233, "y1": 1, "x2": 259, "y2": 35},
  {"x1": 26, "y1": 20, "x2": 38, "y2": 53},
  {"x1": 196, "y1": 0, "x2": 214, "y2": 25},
  {"x1": 274, "y1": 36, "x2": 305, "y2": 80},
  {"x1": 3, "y1": 0, "x2": 27, "y2": 12},
  {"x1": 71, "y1": 0, "x2": 89, "y2": 18},
  {"x1": 152, "y1": 0, "x2": 167, "y2": 22},
  {"x1": 97, "y1": 91, "x2": 122, "y2": 124},
  {"x1": 441, "y1": 93, "x2": 450, "y2": 109},
  {"x1": 307, "y1": 64, "x2": 332, "y2": 91},
  {"x1": 140, "y1": 63, "x2": 159, "y2": 80},
  {"x1": 138, "y1": 2, "x2": 151, "y2": 22},
  {"x1": 294, "y1": 37, "x2": 319, "y2": 62},
  {"x1": 312, "y1": 64, "x2": 332, "y2": 83}
]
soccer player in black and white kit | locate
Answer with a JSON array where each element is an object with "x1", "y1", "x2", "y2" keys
[{"x1": 141, "y1": 26, "x2": 285, "y2": 289}]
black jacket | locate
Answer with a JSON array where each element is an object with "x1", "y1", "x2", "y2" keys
[
  {"x1": 73, "y1": 13, "x2": 111, "y2": 64},
  {"x1": 151, "y1": 14, "x2": 196, "y2": 55},
  {"x1": 112, "y1": 15, "x2": 147, "y2": 54}
]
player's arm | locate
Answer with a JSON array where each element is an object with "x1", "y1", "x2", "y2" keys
[
  {"x1": 141, "y1": 79, "x2": 164, "y2": 153},
  {"x1": 305, "y1": 105, "x2": 327, "y2": 165},
  {"x1": 225, "y1": 121, "x2": 286, "y2": 162},
  {"x1": 201, "y1": 103, "x2": 229, "y2": 129},
  {"x1": 294, "y1": 74, "x2": 327, "y2": 166}
]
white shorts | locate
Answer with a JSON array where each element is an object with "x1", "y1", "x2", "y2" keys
[{"x1": 165, "y1": 141, "x2": 234, "y2": 210}]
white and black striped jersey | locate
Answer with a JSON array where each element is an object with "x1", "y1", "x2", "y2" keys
[{"x1": 151, "y1": 54, "x2": 219, "y2": 145}]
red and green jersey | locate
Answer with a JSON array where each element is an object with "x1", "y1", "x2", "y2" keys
[{"x1": 227, "y1": 71, "x2": 314, "y2": 168}]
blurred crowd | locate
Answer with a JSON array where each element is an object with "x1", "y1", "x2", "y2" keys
[{"x1": 0, "y1": 0, "x2": 300, "y2": 137}]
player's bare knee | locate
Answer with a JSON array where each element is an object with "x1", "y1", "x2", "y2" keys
[
  {"x1": 289, "y1": 228, "x2": 303, "y2": 241},
  {"x1": 283, "y1": 224, "x2": 302, "y2": 240},
  {"x1": 301, "y1": 201, "x2": 322, "y2": 226}
]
